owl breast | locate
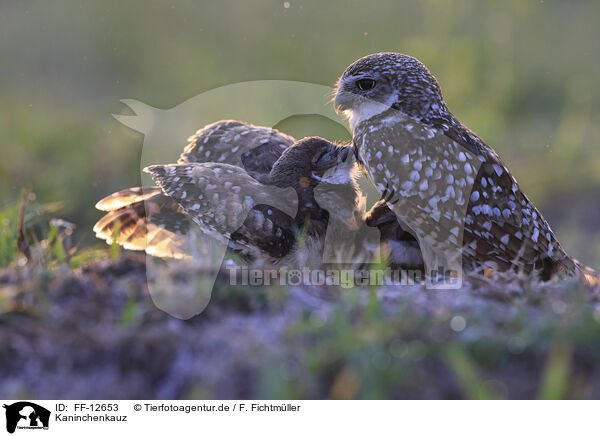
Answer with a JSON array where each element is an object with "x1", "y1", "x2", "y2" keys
[{"x1": 354, "y1": 110, "x2": 481, "y2": 252}]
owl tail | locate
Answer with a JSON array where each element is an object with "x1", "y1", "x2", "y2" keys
[
  {"x1": 93, "y1": 187, "x2": 192, "y2": 259},
  {"x1": 578, "y1": 263, "x2": 600, "y2": 288},
  {"x1": 568, "y1": 257, "x2": 600, "y2": 288}
]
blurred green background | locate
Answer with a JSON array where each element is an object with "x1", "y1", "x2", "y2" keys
[{"x1": 1, "y1": 0, "x2": 599, "y2": 265}]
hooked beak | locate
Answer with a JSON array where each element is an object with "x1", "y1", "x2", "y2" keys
[
  {"x1": 311, "y1": 145, "x2": 355, "y2": 185},
  {"x1": 338, "y1": 145, "x2": 353, "y2": 163},
  {"x1": 333, "y1": 89, "x2": 353, "y2": 113},
  {"x1": 314, "y1": 145, "x2": 353, "y2": 172}
]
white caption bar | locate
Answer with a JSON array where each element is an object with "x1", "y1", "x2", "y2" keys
[{"x1": 0, "y1": 400, "x2": 597, "y2": 435}]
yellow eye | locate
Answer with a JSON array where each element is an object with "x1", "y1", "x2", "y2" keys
[{"x1": 356, "y1": 79, "x2": 376, "y2": 90}]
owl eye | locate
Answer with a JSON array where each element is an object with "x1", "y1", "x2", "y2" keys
[{"x1": 356, "y1": 79, "x2": 376, "y2": 90}]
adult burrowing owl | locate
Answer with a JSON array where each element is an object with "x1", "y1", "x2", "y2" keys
[{"x1": 335, "y1": 52, "x2": 597, "y2": 284}]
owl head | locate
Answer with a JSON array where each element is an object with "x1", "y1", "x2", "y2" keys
[
  {"x1": 334, "y1": 52, "x2": 447, "y2": 130},
  {"x1": 268, "y1": 137, "x2": 354, "y2": 189}
]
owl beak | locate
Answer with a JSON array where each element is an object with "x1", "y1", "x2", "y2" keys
[
  {"x1": 338, "y1": 145, "x2": 353, "y2": 162},
  {"x1": 313, "y1": 145, "x2": 352, "y2": 173},
  {"x1": 333, "y1": 90, "x2": 353, "y2": 113}
]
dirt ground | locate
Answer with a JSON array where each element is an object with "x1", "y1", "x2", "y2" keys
[{"x1": 2, "y1": 252, "x2": 600, "y2": 400}]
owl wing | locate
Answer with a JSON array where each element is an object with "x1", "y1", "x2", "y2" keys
[
  {"x1": 144, "y1": 162, "x2": 298, "y2": 257},
  {"x1": 93, "y1": 187, "x2": 194, "y2": 258},
  {"x1": 178, "y1": 120, "x2": 295, "y2": 178},
  {"x1": 356, "y1": 112, "x2": 573, "y2": 275},
  {"x1": 94, "y1": 121, "x2": 299, "y2": 259},
  {"x1": 95, "y1": 186, "x2": 165, "y2": 211},
  {"x1": 443, "y1": 125, "x2": 573, "y2": 272},
  {"x1": 230, "y1": 204, "x2": 296, "y2": 259}
]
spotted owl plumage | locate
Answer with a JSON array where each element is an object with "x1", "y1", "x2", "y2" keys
[
  {"x1": 94, "y1": 121, "x2": 375, "y2": 268},
  {"x1": 94, "y1": 121, "x2": 297, "y2": 259},
  {"x1": 335, "y1": 52, "x2": 598, "y2": 283}
]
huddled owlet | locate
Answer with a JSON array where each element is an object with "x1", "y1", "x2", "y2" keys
[{"x1": 94, "y1": 121, "x2": 384, "y2": 268}]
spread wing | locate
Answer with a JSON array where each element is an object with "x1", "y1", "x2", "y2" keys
[
  {"x1": 93, "y1": 187, "x2": 194, "y2": 259},
  {"x1": 95, "y1": 121, "x2": 299, "y2": 259},
  {"x1": 144, "y1": 162, "x2": 298, "y2": 256}
]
